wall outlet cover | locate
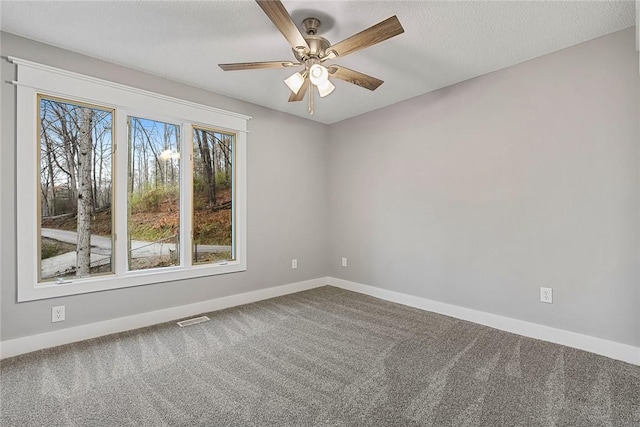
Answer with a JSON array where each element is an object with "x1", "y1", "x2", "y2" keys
[
  {"x1": 52, "y1": 305, "x2": 65, "y2": 322},
  {"x1": 540, "y1": 287, "x2": 553, "y2": 304}
]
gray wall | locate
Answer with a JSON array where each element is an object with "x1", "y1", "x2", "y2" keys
[
  {"x1": 3, "y1": 28, "x2": 639, "y2": 348},
  {"x1": 328, "y1": 28, "x2": 640, "y2": 347},
  {"x1": 1, "y1": 33, "x2": 329, "y2": 340}
]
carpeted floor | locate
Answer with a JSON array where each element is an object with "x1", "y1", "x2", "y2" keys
[{"x1": 1, "y1": 286, "x2": 639, "y2": 426}]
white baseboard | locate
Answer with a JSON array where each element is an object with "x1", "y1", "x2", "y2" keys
[
  {"x1": 329, "y1": 277, "x2": 640, "y2": 366},
  {"x1": 0, "y1": 277, "x2": 327, "y2": 359},
  {"x1": 4, "y1": 276, "x2": 638, "y2": 366}
]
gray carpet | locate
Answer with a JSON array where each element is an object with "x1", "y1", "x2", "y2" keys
[{"x1": 1, "y1": 286, "x2": 639, "y2": 426}]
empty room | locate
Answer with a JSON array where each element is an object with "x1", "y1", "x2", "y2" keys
[{"x1": 1, "y1": 1, "x2": 639, "y2": 425}]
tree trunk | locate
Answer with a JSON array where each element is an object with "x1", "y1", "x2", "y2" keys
[
  {"x1": 92, "y1": 124, "x2": 98, "y2": 213},
  {"x1": 97, "y1": 130, "x2": 104, "y2": 207},
  {"x1": 129, "y1": 117, "x2": 136, "y2": 194},
  {"x1": 196, "y1": 130, "x2": 216, "y2": 205},
  {"x1": 224, "y1": 137, "x2": 231, "y2": 186},
  {"x1": 55, "y1": 105, "x2": 78, "y2": 211},
  {"x1": 76, "y1": 108, "x2": 93, "y2": 277},
  {"x1": 42, "y1": 131, "x2": 57, "y2": 215},
  {"x1": 164, "y1": 123, "x2": 172, "y2": 185},
  {"x1": 209, "y1": 132, "x2": 217, "y2": 205},
  {"x1": 132, "y1": 118, "x2": 163, "y2": 189},
  {"x1": 213, "y1": 134, "x2": 232, "y2": 188}
]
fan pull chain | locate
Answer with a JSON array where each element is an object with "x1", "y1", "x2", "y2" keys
[{"x1": 308, "y1": 82, "x2": 314, "y2": 115}]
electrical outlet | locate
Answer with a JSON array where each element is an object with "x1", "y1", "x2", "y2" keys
[
  {"x1": 52, "y1": 305, "x2": 65, "y2": 322},
  {"x1": 341, "y1": 257, "x2": 347, "y2": 267},
  {"x1": 540, "y1": 287, "x2": 553, "y2": 304},
  {"x1": 291, "y1": 259, "x2": 297, "y2": 269}
]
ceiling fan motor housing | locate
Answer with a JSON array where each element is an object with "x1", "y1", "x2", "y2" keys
[
  {"x1": 293, "y1": 35, "x2": 331, "y2": 62},
  {"x1": 291, "y1": 17, "x2": 331, "y2": 62}
]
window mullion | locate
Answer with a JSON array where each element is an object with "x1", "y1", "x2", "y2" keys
[
  {"x1": 181, "y1": 123, "x2": 193, "y2": 267},
  {"x1": 114, "y1": 109, "x2": 129, "y2": 276}
]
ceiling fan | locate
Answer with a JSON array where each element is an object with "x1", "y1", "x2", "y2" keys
[{"x1": 219, "y1": 0, "x2": 404, "y2": 115}]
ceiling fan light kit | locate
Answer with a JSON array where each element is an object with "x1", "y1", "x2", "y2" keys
[
  {"x1": 219, "y1": 0, "x2": 404, "y2": 116},
  {"x1": 316, "y1": 78, "x2": 335, "y2": 98},
  {"x1": 284, "y1": 70, "x2": 306, "y2": 94},
  {"x1": 307, "y1": 63, "x2": 334, "y2": 97},
  {"x1": 309, "y1": 64, "x2": 327, "y2": 85}
]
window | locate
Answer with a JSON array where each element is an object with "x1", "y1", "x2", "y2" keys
[
  {"x1": 14, "y1": 57, "x2": 249, "y2": 301},
  {"x1": 192, "y1": 127, "x2": 235, "y2": 265},
  {"x1": 127, "y1": 116, "x2": 181, "y2": 271},
  {"x1": 39, "y1": 97, "x2": 114, "y2": 281}
]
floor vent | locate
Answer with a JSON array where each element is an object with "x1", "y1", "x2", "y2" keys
[{"x1": 177, "y1": 316, "x2": 210, "y2": 327}]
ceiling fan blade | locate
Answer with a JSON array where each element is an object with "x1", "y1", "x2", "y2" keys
[
  {"x1": 219, "y1": 61, "x2": 299, "y2": 71},
  {"x1": 256, "y1": 0, "x2": 310, "y2": 53},
  {"x1": 325, "y1": 15, "x2": 404, "y2": 59},
  {"x1": 328, "y1": 65, "x2": 384, "y2": 91},
  {"x1": 288, "y1": 78, "x2": 309, "y2": 102}
]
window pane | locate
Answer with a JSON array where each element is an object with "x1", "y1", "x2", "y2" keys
[
  {"x1": 192, "y1": 128, "x2": 234, "y2": 265},
  {"x1": 127, "y1": 117, "x2": 180, "y2": 270},
  {"x1": 39, "y1": 97, "x2": 114, "y2": 281}
]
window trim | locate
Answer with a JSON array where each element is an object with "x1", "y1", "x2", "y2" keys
[{"x1": 12, "y1": 57, "x2": 250, "y2": 302}]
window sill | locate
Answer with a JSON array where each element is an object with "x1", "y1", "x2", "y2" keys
[{"x1": 19, "y1": 261, "x2": 246, "y2": 302}]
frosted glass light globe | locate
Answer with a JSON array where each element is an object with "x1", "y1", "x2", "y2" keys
[
  {"x1": 309, "y1": 64, "x2": 329, "y2": 86},
  {"x1": 284, "y1": 72, "x2": 305, "y2": 94}
]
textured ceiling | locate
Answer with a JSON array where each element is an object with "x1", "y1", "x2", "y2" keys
[{"x1": 1, "y1": 1, "x2": 636, "y2": 124}]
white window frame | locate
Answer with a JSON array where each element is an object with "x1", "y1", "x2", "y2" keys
[{"x1": 12, "y1": 57, "x2": 250, "y2": 302}]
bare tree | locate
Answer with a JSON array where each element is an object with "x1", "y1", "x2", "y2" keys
[
  {"x1": 52, "y1": 103, "x2": 79, "y2": 210},
  {"x1": 41, "y1": 122, "x2": 58, "y2": 216},
  {"x1": 76, "y1": 107, "x2": 93, "y2": 276},
  {"x1": 213, "y1": 133, "x2": 232, "y2": 187},
  {"x1": 131, "y1": 118, "x2": 164, "y2": 191},
  {"x1": 195, "y1": 129, "x2": 216, "y2": 205}
]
